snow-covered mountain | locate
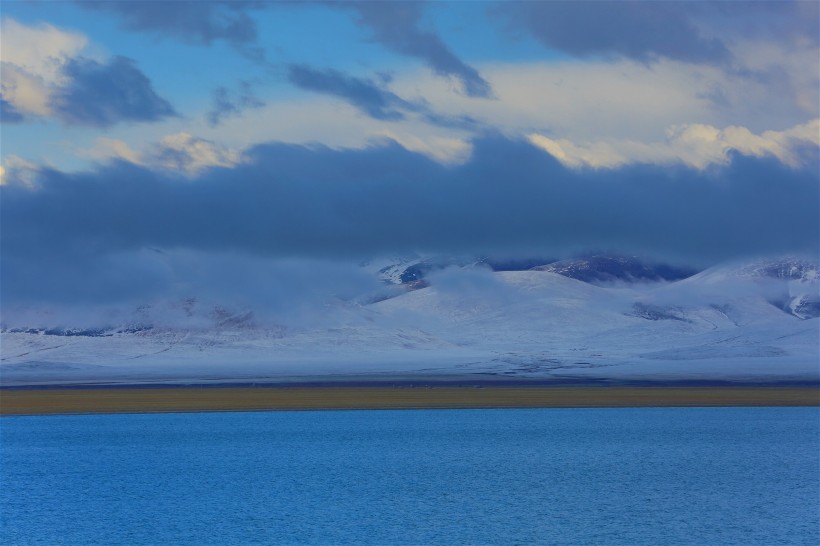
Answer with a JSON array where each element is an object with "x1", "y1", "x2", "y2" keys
[
  {"x1": 376, "y1": 253, "x2": 697, "y2": 287},
  {"x1": 684, "y1": 256, "x2": 819, "y2": 320},
  {"x1": 736, "y1": 256, "x2": 818, "y2": 282},
  {"x1": 1, "y1": 256, "x2": 817, "y2": 386},
  {"x1": 532, "y1": 254, "x2": 698, "y2": 284},
  {"x1": 376, "y1": 255, "x2": 482, "y2": 287}
]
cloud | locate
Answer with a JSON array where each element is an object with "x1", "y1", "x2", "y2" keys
[
  {"x1": 0, "y1": 62, "x2": 53, "y2": 118},
  {"x1": 0, "y1": 96, "x2": 26, "y2": 123},
  {"x1": 693, "y1": 1, "x2": 819, "y2": 49},
  {"x1": 78, "y1": 137, "x2": 144, "y2": 165},
  {"x1": 3, "y1": 136, "x2": 816, "y2": 293},
  {"x1": 0, "y1": 246, "x2": 388, "y2": 333},
  {"x1": 153, "y1": 133, "x2": 243, "y2": 174},
  {"x1": 496, "y1": 0, "x2": 820, "y2": 105},
  {"x1": 77, "y1": 133, "x2": 242, "y2": 175},
  {"x1": 207, "y1": 81, "x2": 265, "y2": 126},
  {"x1": 287, "y1": 64, "x2": 484, "y2": 134},
  {"x1": 425, "y1": 265, "x2": 518, "y2": 313},
  {"x1": 724, "y1": 36, "x2": 819, "y2": 119},
  {"x1": 370, "y1": 130, "x2": 472, "y2": 165},
  {"x1": 1, "y1": 18, "x2": 85, "y2": 119},
  {"x1": 51, "y1": 56, "x2": 177, "y2": 127},
  {"x1": 527, "y1": 119, "x2": 820, "y2": 170},
  {"x1": 0, "y1": 247, "x2": 379, "y2": 322},
  {"x1": 0, "y1": 19, "x2": 176, "y2": 127},
  {"x1": 498, "y1": 1, "x2": 730, "y2": 64},
  {"x1": 287, "y1": 64, "x2": 412, "y2": 121},
  {"x1": 346, "y1": 1, "x2": 492, "y2": 98},
  {"x1": 74, "y1": 1, "x2": 491, "y2": 93},
  {"x1": 75, "y1": 0, "x2": 264, "y2": 59},
  {"x1": 0, "y1": 18, "x2": 88, "y2": 80},
  {"x1": 0, "y1": 155, "x2": 39, "y2": 188},
  {"x1": 387, "y1": 57, "x2": 816, "y2": 145}
]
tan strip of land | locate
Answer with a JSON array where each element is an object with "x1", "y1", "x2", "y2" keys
[{"x1": 1, "y1": 387, "x2": 818, "y2": 415}]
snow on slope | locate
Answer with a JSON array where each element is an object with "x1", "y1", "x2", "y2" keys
[
  {"x1": 1, "y1": 261, "x2": 817, "y2": 385},
  {"x1": 532, "y1": 255, "x2": 697, "y2": 284}
]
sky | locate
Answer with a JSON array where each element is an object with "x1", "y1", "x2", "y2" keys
[{"x1": 1, "y1": 0, "x2": 818, "y2": 313}]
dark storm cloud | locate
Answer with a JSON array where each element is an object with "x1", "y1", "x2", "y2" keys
[
  {"x1": 498, "y1": 1, "x2": 729, "y2": 63},
  {"x1": 0, "y1": 96, "x2": 25, "y2": 123},
  {"x1": 207, "y1": 81, "x2": 265, "y2": 126},
  {"x1": 3, "y1": 137, "x2": 817, "y2": 304},
  {"x1": 51, "y1": 56, "x2": 177, "y2": 128},
  {"x1": 287, "y1": 64, "x2": 412, "y2": 120},
  {"x1": 76, "y1": 0, "x2": 264, "y2": 59},
  {"x1": 346, "y1": 1, "x2": 493, "y2": 98}
]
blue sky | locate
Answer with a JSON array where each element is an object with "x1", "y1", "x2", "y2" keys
[{"x1": 1, "y1": 1, "x2": 818, "y2": 307}]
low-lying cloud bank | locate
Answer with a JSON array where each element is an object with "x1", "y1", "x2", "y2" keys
[
  {"x1": 1, "y1": 135, "x2": 817, "y2": 313},
  {"x1": 1, "y1": 251, "x2": 385, "y2": 329}
]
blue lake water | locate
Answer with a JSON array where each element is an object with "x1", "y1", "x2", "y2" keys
[{"x1": 1, "y1": 407, "x2": 818, "y2": 545}]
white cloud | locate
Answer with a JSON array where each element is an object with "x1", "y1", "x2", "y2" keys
[
  {"x1": 49, "y1": 51, "x2": 819, "y2": 172},
  {"x1": 0, "y1": 155, "x2": 40, "y2": 188},
  {"x1": 78, "y1": 137, "x2": 143, "y2": 164},
  {"x1": 0, "y1": 18, "x2": 87, "y2": 82},
  {"x1": 527, "y1": 119, "x2": 820, "y2": 170},
  {"x1": 5, "y1": 15, "x2": 816, "y2": 174},
  {"x1": 77, "y1": 133, "x2": 243, "y2": 175},
  {"x1": 155, "y1": 132, "x2": 242, "y2": 174},
  {"x1": 388, "y1": 54, "x2": 817, "y2": 143},
  {"x1": 526, "y1": 135, "x2": 625, "y2": 169},
  {"x1": 0, "y1": 18, "x2": 88, "y2": 117},
  {"x1": 175, "y1": 95, "x2": 475, "y2": 165},
  {"x1": 391, "y1": 60, "x2": 716, "y2": 143},
  {"x1": 717, "y1": 28, "x2": 819, "y2": 117},
  {"x1": 0, "y1": 63, "x2": 52, "y2": 116},
  {"x1": 176, "y1": 52, "x2": 816, "y2": 170},
  {"x1": 372, "y1": 130, "x2": 472, "y2": 164}
]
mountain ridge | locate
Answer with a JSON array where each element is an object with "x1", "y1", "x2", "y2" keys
[{"x1": 2, "y1": 255, "x2": 816, "y2": 386}]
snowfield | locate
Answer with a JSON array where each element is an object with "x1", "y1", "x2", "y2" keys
[{"x1": 2, "y1": 261, "x2": 818, "y2": 386}]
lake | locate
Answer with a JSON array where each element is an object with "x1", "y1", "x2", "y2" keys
[{"x1": 2, "y1": 407, "x2": 818, "y2": 545}]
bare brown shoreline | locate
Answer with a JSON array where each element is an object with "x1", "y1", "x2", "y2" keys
[{"x1": 2, "y1": 386, "x2": 818, "y2": 416}]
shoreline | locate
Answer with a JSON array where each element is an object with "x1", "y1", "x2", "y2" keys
[
  {"x1": 2, "y1": 385, "x2": 818, "y2": 416},
  {"x1": 3, "y1": 372, "x2": 818, "y2": 390}
]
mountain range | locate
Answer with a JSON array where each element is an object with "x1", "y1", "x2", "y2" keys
[{"x1": 1, "y1": 255, "x2": 817, "y2": 386}]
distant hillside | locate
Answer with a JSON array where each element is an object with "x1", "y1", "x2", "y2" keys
[
  {"x1": 532, "y1": 255, "x2": 699, "y2": 284},
  {"x1": 2, "y1": 255, "x2": 816, "y2": 386}
]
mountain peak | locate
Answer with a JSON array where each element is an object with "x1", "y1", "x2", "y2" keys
[{"x1": 532, "y1": 254, "x2": 699, "y2": 284}]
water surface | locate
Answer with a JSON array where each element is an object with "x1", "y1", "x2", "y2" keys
[{"x1": 2, "y1": 408, "x2": 818, "y2": 545}]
